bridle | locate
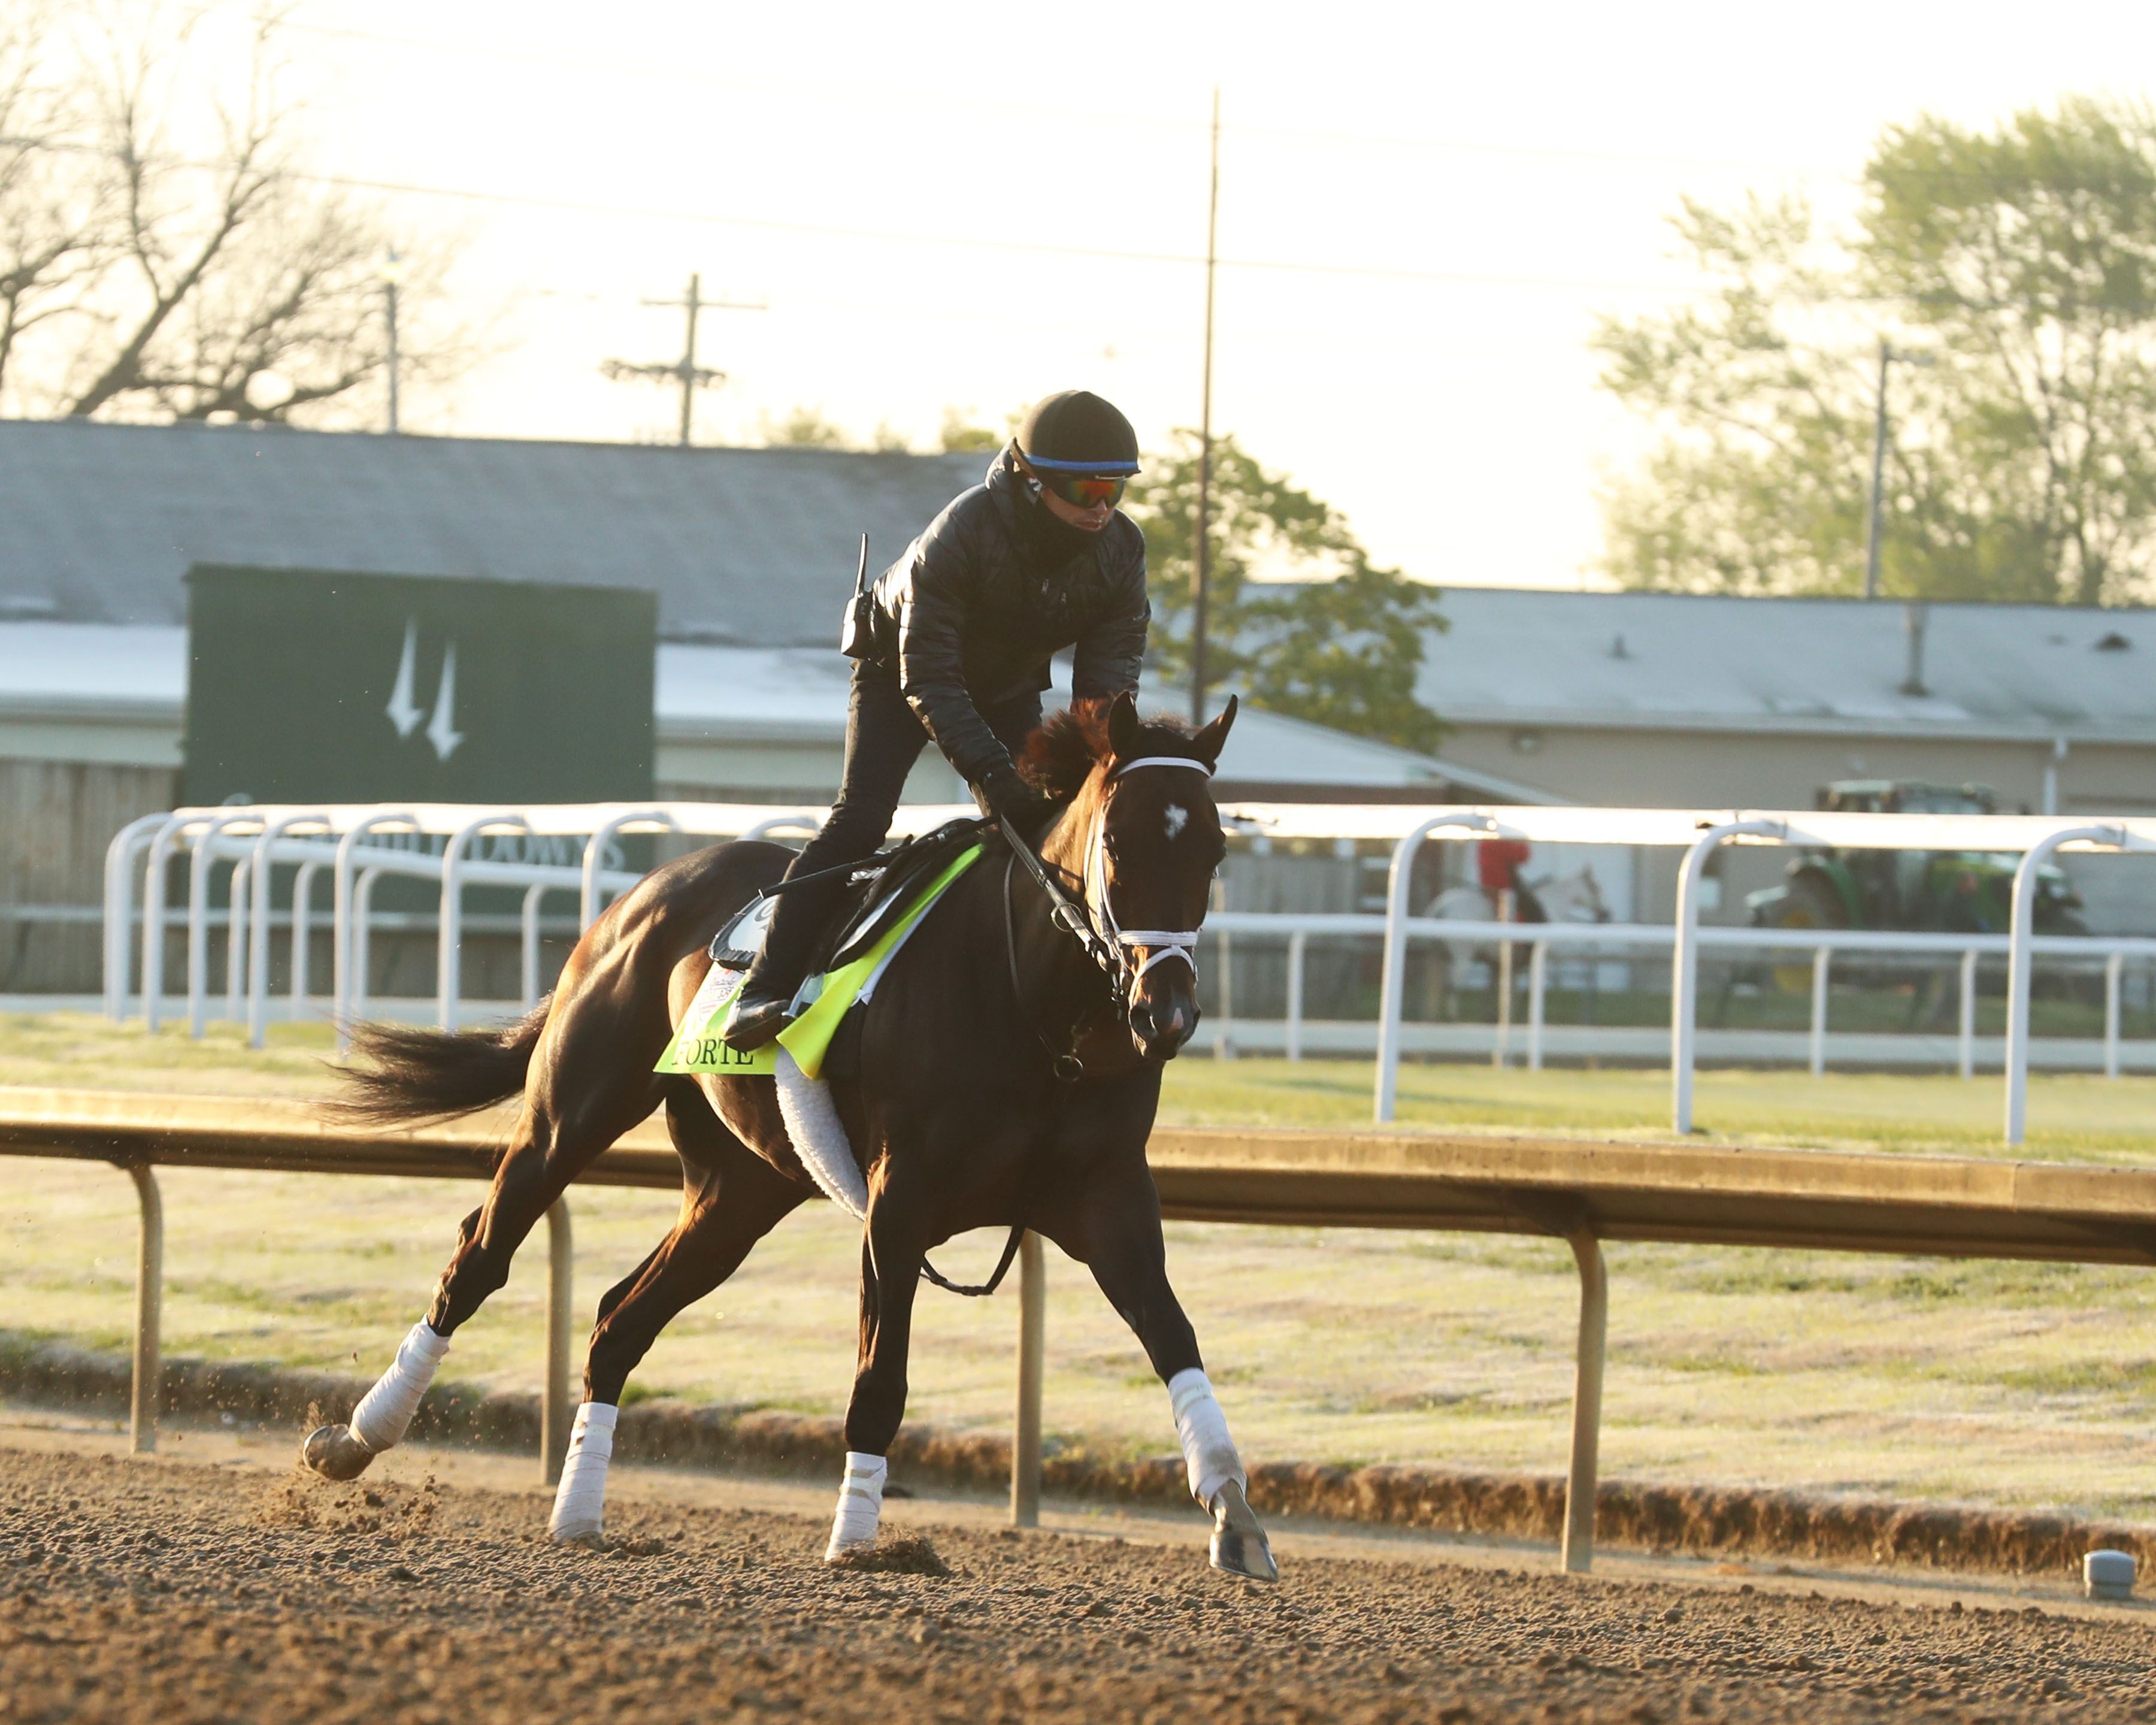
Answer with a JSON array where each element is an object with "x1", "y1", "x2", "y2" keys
[
  {"x1": 998, "y1": 752, "x2": 1215, "y2": 1076},
  {"x1": 1081, "y1": 755, "x2": 1212, "y2": 992}
]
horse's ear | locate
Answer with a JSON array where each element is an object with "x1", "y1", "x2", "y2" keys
[
  {"x1": 1107, "y1": 690, "x2": 1141, "y2": 760},
  {"x1": 1192, "y1": 694, "x2": 1238, "y2": 768}
]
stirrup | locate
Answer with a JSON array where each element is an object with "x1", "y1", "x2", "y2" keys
[{"x1": 719, "y1": 986, "x2": 795, "y2": 1051}]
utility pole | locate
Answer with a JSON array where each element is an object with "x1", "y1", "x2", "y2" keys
[
  {"x1": 380, "y1": 251, "x2": 403, "y2": 435},
  {"x1": 601, "y1": 272, "x2": 765, "y2": 446},
  {"x1": 1863, "y1": 338, "x2": 1933, "y2": 599},
  {"x1": 1191, "y1": 87, "x2": 1221, "y2": 728}
]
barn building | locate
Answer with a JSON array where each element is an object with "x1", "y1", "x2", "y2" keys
[
  {"x1": 1416, "y1": 588, "x2": 2156, "y2": 928},
  {"x1": 0, "y1": 419, "x2": 1529, "y2": 994}
]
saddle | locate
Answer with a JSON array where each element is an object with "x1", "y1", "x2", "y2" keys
[{"x1": 708, "y1": 817, "x2": 990, "y2": 976}]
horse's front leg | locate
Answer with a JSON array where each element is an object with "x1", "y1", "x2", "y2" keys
[
  {"x1": 822, "y1": 1187, "x2": 927, "y2": 1561},
  {"x1": 1050, "y1": 1154, "x2": 1279, "y2": 1583}
]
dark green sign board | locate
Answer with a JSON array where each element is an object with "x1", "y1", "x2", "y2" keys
[{"x1": 183, "y1": 565, "x2": 656, "y2": 806}]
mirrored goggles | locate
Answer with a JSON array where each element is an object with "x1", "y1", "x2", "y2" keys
[{"x1": 1041, "y1": 473, "x2": 1128, "y2": 509}]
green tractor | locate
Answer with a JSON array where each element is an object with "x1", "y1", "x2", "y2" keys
[{"x1": 1743, "y1": 780, "x2": 2088, "y2": 995}]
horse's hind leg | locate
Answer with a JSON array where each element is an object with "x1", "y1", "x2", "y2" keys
[
  {"x1": 547, "y1": 1089, "x2": 804, "y2": 1541},
  {"x1": 1049, "y1": 1157, "x2": 1279, "y2": 1583},
  {"x1": 304, "y1": 977, "x2": 668, "y2": 1482}
]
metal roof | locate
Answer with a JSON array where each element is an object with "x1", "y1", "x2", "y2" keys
[
  {"x1": 0, "y1": 417, "x2": 980, "y2": 645},
  {"x1": 1418, "y1": 586, "x2": 2156, "y2": 745},
  {"x1": 0, "y1": 624, "x2": 1560, "y2": 801}
]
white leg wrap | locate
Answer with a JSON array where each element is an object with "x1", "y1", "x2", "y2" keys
[
  {"x1": 823, "y1": 1450, "x2": 887, "y2": 1561},
  {"x1": 548, "y1": 1402, "x2": 616, "y2": 1541},
  {"x1": 1168, "y1": 1367, "x2": 1246, "y2": 1510},
  {"x1": 348, "y1": 1320, "x2": 451, "y2": 1454}
]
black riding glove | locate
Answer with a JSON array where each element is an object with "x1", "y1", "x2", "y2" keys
[{"x1": 974, "y1": 765, "x2": 1055, "y2": 837}]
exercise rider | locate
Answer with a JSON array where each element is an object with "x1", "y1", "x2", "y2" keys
[{"x1": 720, "y1": 389, "x2": 1150, "y2": 1049}]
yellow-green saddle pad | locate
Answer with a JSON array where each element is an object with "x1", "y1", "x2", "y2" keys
[{"x1": 654, "y1": 845, "x2": 982, "y2": 1082}]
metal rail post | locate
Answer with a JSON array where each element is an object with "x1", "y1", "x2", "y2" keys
[
  {"x1": 1527, "y1": 942, "x2": 1548, "y2": 1072},
  {"x1": 1809, "y1": 947, "x2": 1831, "y2": 1078},
  {"x1": 1493, "y1": 889, "x2": 1515, "y2": 1070},
  {"x1": 440, "y1": 815, "x2": 531, "y2": 1030},
  {"x1": 1010, "y1": 1231, "x2": 1046, "y2": 1529},
  {"x1": 246, "y1": 815, "x2": 330, "y2": 1048},
  {"x1": 2104, "y1": 952, "x2": 2124, "y2": 1081},
  {"x1": 2006, "y1": 826, "x2": 2124, "y2": 1144},
  {"x1": 290, "y1": 861, "x2": 322, "y2": 1010},
  {"x1": 1671, "y1": 821, "x2": 1783, "y2": 1134},
  {"x1": 1376, "y1": 814, "x2": 1492, "y2": 1122},
  {"x1": 1285, "y1": 930, "x2": 1306, "y2": 1062},
  {"x1": 140, "y1": 816, "x2": 205, "y2": 1036},
  {"x1": 103, "y1": 813, "x2": 171, "y2": 1023},
  {"x1": 347, "y1": 868, "x2": 384, "y2": 1033},
  {"x1": 1958, "y1": 949, "x2": 1978, "y2": 1080},
  {"x1": 579, "y1": 812, "x2": 680, "y2": 933},
  {"x1": 1561, "y1": 1230, "x2": 1607, "y2": 1575},
  {"x1": 522, "y1": 883, "x2": 550, "y2": 1011},
  {"x1": 225, "y1": 859, "x2": 250, "y2": 1026},
  {"x1": 332, "y1": 814, "x2": 417, "y2": 1049},
  {"x1": 740, "y1": 813, "x2": 823, "y2": 843},
  {"x1": 186, "y1": 812, "x2": 261, "y2": 1039},
  {"x1": 544, "y1": 1197, "x2": 574, "y2": 1485},
  {"x1": 127, "y1": 1163, "x2": 163, "y2": 1455},
  {"x1": 1216, "y1": 900, "x2": 1234, "y2": 1060}
]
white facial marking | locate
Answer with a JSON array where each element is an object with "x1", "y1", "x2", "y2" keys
[{"x1": 1164, "y1": 803, "x2": 1189, "y2": 841}]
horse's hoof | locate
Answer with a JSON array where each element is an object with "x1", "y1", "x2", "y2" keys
[
  {"x1": 1210, "y1": 1523, "x2": 1280, "y2": 1582},
  {"x1": 1209, "y1": 1479, "x2": 1280, "y2": 1583},
  {"x1": 550, "y1": 1517, "x2": 604, "y2": 1545},
  {"x1": 301, "y1": 1424, "x2": 377, "y2": 1481}
]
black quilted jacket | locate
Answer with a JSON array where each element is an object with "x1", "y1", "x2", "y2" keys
[{"x1": 859, "y1": 443, "x2": 1149, "y2": 788}]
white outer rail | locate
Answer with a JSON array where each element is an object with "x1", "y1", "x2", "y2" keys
[{"x1": 99, "y1": 800, "x2": 2156, "y2": 1144}]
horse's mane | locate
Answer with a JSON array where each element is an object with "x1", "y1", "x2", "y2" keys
[{"x1": 1018, "y1": 700, "x2": 1207, "y2": 802}]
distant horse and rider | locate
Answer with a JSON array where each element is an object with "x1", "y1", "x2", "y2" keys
[{"x1": 1423, "y1": 837, "x2": 1613, "y2": 1013}]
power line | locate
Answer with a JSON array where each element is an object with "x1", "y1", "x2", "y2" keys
[
  {"x1": 275, "y1": 164, "x2": 1694, "y2": 295},
  {"x1": 0, "y1": 128, "x2": 1698, "y2": 295},
  {"x1": 263, "y1": 13, "x2": 1845, "y2": 181}
]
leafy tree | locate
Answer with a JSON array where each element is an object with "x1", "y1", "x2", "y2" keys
[
  {"x1": 937, "y1": 405, "x2": 1004, "y2": 453},
  {"x1": 756, "y1": 404, "x2": 852, "y2": 447},
  {"x1": 1127, "y1": 431, "x2": 1446, "y2": 753},
  {"x1": 1597, "y1": 96, "x2": 2156, "y2": 606}
]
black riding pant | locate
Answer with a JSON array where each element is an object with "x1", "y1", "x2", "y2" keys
[{"x1": 747, "y1": 658, "x2": 1041, "y2": 991}]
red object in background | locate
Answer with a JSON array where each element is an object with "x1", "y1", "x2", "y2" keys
[{"x1": 1477, "y1": 838, "x2": 1532, "y2": 894}]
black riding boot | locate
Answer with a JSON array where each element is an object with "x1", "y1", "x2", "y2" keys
[{"x1": 719, "y1": 871, "x2": 843, "y2": 1050}]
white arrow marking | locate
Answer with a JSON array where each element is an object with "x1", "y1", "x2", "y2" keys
[
  {"x1": 385, "y1": 621, "x2": 422, "y2": 737},
  {"x1": 426, "y1": 640, "x2": 464, "y2": 761}
]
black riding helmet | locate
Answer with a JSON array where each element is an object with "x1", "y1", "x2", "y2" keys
[{"x1": 1015, "y1": 390, "x2": 1141, "y2": 477}]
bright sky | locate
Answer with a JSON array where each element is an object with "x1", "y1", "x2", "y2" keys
[{"x1": 235, "y1": 0, "x2": 2156, "y2": 592}]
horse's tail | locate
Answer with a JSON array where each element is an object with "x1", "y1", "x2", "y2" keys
[{"x1": 328, "y1": 1001, "x2": 550, "y2": 1128}]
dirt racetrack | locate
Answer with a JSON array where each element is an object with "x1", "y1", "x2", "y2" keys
[{"x1": 4, "y1": 1444, "x2": 2154, "y2": 1725}]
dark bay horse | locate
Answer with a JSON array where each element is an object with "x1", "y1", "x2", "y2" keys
[{"x1": 303, "y1": 693, "x2": 1276, "y2": 1580}]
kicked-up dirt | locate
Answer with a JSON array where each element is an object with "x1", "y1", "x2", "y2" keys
[{"x1": 2, "y1": 1445, "x2": 2154, "y2": 1724}]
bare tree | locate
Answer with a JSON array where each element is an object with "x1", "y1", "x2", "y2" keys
[
  {"x1": 1, "y1": 5, "x2": 472, "y2": 426},
  {"x1": 0, "y1": 2, "x2": 111, "y2": 405}
]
